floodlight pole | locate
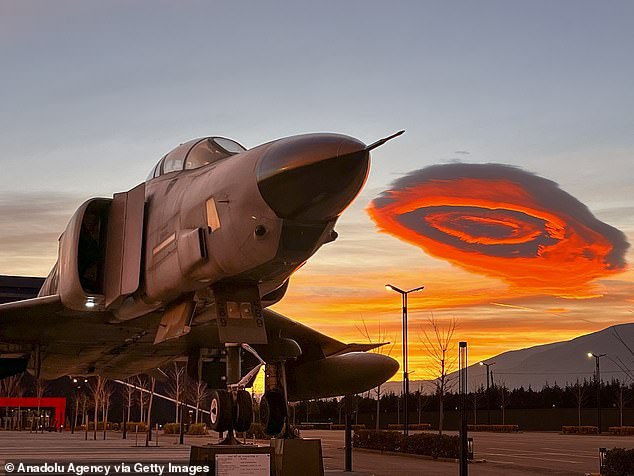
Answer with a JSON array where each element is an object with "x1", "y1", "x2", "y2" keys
[
  {"x1": 479, "y1": 361, "x2": 495, "y2": 425},
  {"x1": 385, "y1": 284, "x2": 424, "y2": 437},
  {"x1": 459, "y1": 341, "x2": 469, "y2": 476},
  {"x1": 588, "y1": 353, "x2": 606, "y2": 434}
]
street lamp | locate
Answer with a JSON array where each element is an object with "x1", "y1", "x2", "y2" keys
[
  {"x1": 385, "y1": 283, "x2": 424, "y2": 436},
  {"x1": 588, "y1": 352, "x2": 606, "y2": 433},
  {"x1": 479, "y1": 361, "x2": 495, "y2": 425}
]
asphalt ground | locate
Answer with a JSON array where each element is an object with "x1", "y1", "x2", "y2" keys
[{"x1": 0, "y1": 429, "x2": 629, "y2": 475}]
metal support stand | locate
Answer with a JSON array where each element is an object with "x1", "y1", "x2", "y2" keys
[
  {"x1": 459, "y1": 341, "x2": 469, "y2": 476},
  {"x1": 218, "y1": 344, "x2": 241, "y2": 445},
  {"x1": 344, "y1": 395, "x2": 352, "y2": 472}
]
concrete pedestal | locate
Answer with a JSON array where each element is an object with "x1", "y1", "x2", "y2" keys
[{"x1": 270, "y1": 438, "x2": 324, "y2": 476}]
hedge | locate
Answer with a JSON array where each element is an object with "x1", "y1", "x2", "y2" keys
[
  {"x1": 603, "y1": 448, "x2": 634, "y2": 476},
  {"x1": 387, "y1": 424, "x2": 431, "y2": 431},
  {"x1": 468, "y1": 424, "x2": 519, "y2": 432},
  {"x1": 609, "y1": 427, "x2": 634, "y2": 436},
  {"x1": 353, "y1": 430, "x2": 459, "y2": 459},
  {"x1": 330, "y1": 424, "x2": 366, "y2": 430},
  {"x1": 562, "y1": 426, "x2": 598, "y2": 435}
]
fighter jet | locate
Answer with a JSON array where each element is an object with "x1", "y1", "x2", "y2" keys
[{"x1": 0, "y1": 131, "x2": 402, "y2": 436}]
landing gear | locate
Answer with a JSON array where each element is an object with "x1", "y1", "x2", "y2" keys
[
  {"x1": 260, "y1": 389, "x2": 286, "y2": 435},
  {"x1": 205, "y1": 340, "x2": 300, "y2": 441},
  {"x1": 233, "y1": 389, "x2": 253, "y2": 433},
  {"x1": 209, "y1": 388, "x2": 254, "y2": 435},
  {"x1": 209, "y1": 389, "x2": 233, "y2": 433}
]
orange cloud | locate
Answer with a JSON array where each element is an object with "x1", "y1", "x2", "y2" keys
[{"x1": 367, "y1": 164, "x2": 629, "y2": 297}]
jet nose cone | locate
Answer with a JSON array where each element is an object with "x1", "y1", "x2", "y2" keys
[{"x1": 256, "y1": 133, "x2": 369, "y2": 222}]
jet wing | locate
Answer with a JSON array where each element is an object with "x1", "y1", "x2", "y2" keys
[
  {"x1": 261, "y1": 309, "x2": 384, "y2": 362},
  {"x1": 0, "y1": 295, "x2": 63, "y2": 325}
]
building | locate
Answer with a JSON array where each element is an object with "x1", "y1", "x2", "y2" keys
[
  {"x1": 0, "y1": 275, "x2": 45, "y2": 304},
  {"x1": 0, "y1": 397, "x2": 66, "y2": 431}
]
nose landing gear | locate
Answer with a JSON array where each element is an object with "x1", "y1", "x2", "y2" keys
[{"x1": 209, "y1": 388, "x2": 254, "y2": 443}]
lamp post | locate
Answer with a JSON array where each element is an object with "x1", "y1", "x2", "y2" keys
[
  {"x1": 588, "y1": 352, "x2": 606, "y2": 434},
  {"x1": 385, "y1": 283, "x2": 424, "y2": 436},
  {"x1": 479, "y1": 361, "x2": 495, "y2": 425}
]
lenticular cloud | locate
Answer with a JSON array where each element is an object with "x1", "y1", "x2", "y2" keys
[{"x1": 368, "y1": 164, "x2": 629, "y2": 293}]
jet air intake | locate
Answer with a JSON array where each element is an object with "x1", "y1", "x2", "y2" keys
[{"x1": 256, "y1": 134, "x2": 370, "y2": 222}]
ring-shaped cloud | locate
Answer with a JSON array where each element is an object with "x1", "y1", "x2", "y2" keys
[{"x1": 368, "y1": 164, "x2": 629, "y2": 294}]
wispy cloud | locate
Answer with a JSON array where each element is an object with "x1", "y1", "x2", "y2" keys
[{"x1": 0, "y1": 192, "x2": 83, "y2": 275}]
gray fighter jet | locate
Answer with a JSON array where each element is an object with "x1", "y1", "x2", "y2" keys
[{"x1": 0, "y1": 131, "x2": 401, "y2": 435}]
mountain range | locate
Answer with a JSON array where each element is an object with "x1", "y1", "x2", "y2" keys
[{"x1": 380, "y1": 322, "x2": 634, "y2": 395}]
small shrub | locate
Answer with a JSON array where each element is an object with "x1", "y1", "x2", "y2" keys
[
  {"x1": 562, "y1": 426, "x2": 598, "y2": 435},
  {"x1": 187, "y1": 423, "x2": 208, "y2": 435},
  {"x1": 603, "y1": 448, "x2": 634, "y2": 476},
  {"x1": 125, "y1": 422, "x2": 147, "y2": 432},
  {"x1": 162, "y1": 423, "x2": 180, "y2": 434},
  {"x1": 294, "y1": 424, "x2": 315, "y2": 430}
]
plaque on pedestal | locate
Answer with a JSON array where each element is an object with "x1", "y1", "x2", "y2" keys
[{"x1": 190, "y1": 444, "x2": 275, "y2": 476}]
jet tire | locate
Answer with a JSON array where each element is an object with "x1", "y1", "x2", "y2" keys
[
  {"x1": 209, "y1": 389, "x2": 232, "y2": 433},
  {"x1": 233, "y1": 389, "x2": 253, "y2": 432},
  {"x1": 260, "y1": 389, "x2": 285, "y2": 436}
]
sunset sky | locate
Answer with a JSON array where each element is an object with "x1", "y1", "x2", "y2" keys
[{"x1": 1, "y1": 1, "x2": 632, "y2": 382}]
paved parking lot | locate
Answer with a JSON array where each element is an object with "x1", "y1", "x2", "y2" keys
[{"x1": 0, "y1": 429, "x2": 627, "y2": 475}]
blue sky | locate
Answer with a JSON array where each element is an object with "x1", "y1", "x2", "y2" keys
[{"x1": 1, "y1": 0, "x2": 633, "y2": 369}]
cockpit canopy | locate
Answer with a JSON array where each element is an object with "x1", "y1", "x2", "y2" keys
[{"x1": 147, "y1": 137, "x2": 247, "y2": 180}]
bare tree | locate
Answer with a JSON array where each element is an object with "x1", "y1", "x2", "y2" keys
[
  {"x1": 122, "y1": 377, "x2": 135, "y2": 423},
  {"x1": 193, "y1": 380, "x2": 209, "y2": 424},
  {"x1": 357, "y1": 318, "x2": 395, "y2": 430},
  {"x1": 166, "y1": 362, "x2": 186, "y2": 423},
  {"x1": 420, "y1": 315, "x2": 458, "y2": 435},
  {"x1": 146, "y1": 377, "x2": 156, "y2": 446},
  {"x1": 571, "y1": 380, "x2": 589, "y2": 426},
  {"x1": 34, "y1": 378, "x2": 48, "y2": 433},
  {"x1": 497, "y1": 379, "x2": 508, "y2": 425},
  {"x1": 88, "y1": 377, "x2": 106, "y2": 440},
  {"x1": 0, "y1": 374, "x2": 24, "y2": 430},
  {"x1": 102, "y1": 382, "x2": 113, "y2": 439},
  {"x1": 471, "y1": 384, "x2": 484, "y2": 425},
  {"x1": 614, "y1": 382, "x2": 630, "y2": 427},
  {"x1": 135, "y1": 375, "x2": 150, "y2": 423}
]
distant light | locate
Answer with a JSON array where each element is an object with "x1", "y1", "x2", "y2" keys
[
  {"x1": 385, "y1": 284, "x2": 393, "y2": 291},
  {"x1": 479, "y1": 362, "x2": 484, "y2": 366},
  {"x1": 85, "y1": 301, "x2": 95, "y2": 309},
  {"x1": 73, "y1": 378, "x2": 78, "y2": 383},
  {"x1": 587, "y1": 353, "x2": 593, "y2": 358}
]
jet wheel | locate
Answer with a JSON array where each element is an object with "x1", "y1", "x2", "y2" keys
[
  {"x1": 233, "y1": 389, "x2": 254, "y2": 432},
  {"x1": 260, "y1": 389, "x2": 286, "y2": 436},
  {"x1": 209, "y1": 389, "x2": 232, "y2": 433}
]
